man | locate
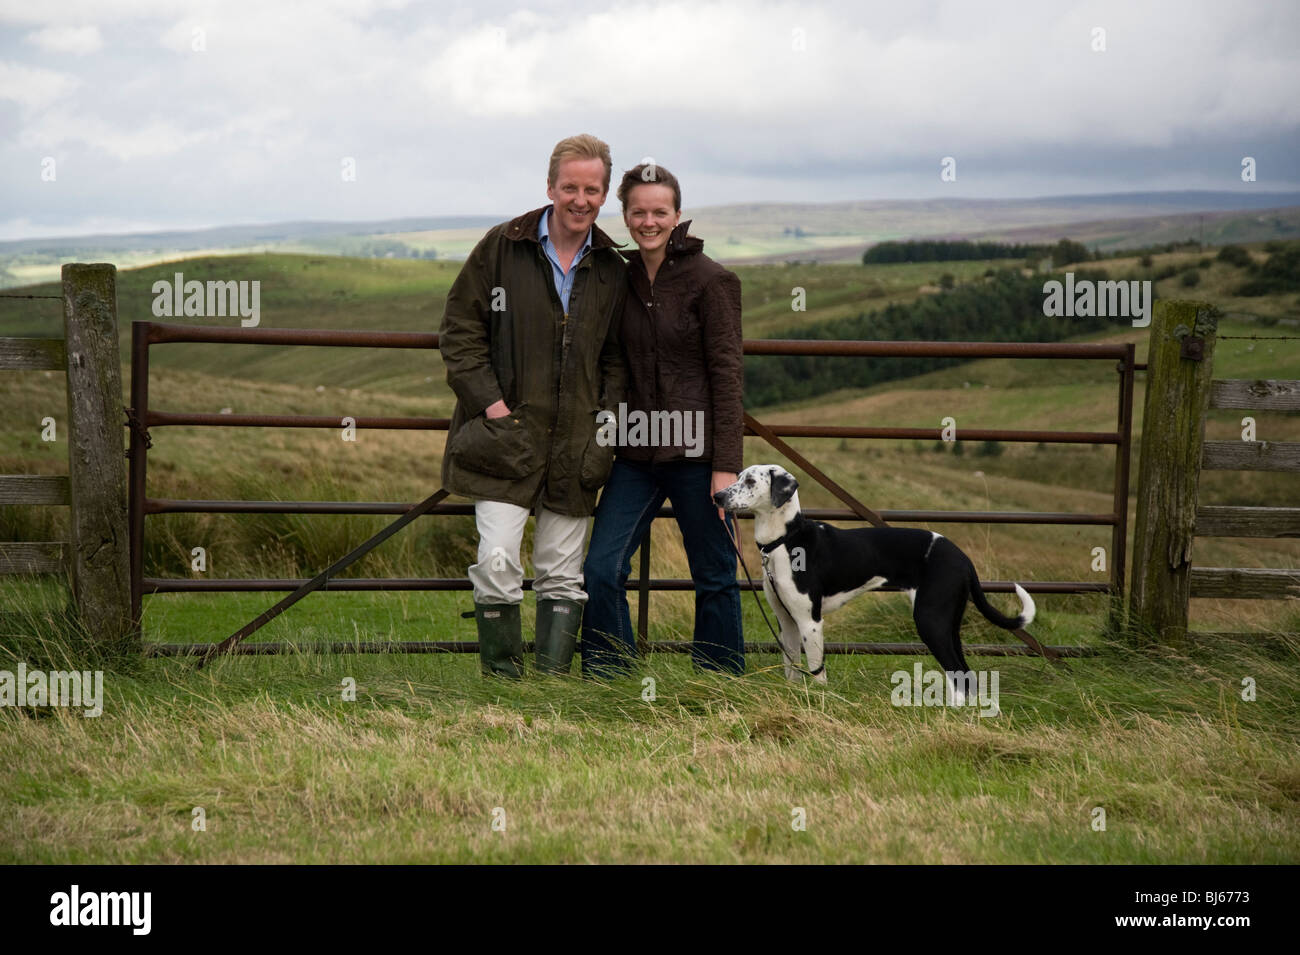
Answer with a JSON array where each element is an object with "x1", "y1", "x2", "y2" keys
[{"x1": 439, "y1": 134, "x2": 627, "y2": 677}]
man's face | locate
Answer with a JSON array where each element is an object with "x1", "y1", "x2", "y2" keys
[{"x1": 546, "y1": 157, "x2": 608, "y2": 244}]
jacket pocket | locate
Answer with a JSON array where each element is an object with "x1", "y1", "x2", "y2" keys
[
  {"x1": 448, "y1": 404, "x2": 537, "y2": 480},
  {"x1": 579, "y1": 409, "x2": 617, "y2": 490}
]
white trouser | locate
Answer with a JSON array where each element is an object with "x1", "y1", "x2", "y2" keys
[{"x1": 468, "y1": 500, "x2": 588, "y2": 605}]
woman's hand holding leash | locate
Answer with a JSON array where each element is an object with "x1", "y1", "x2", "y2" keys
[{"x1": 712, "y1": 470, "x2": 737, "y2": 524}]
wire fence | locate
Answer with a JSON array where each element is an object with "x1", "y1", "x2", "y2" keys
[{"x1": 1218, "y1": 335, "x2": 1300, "y2": 341}]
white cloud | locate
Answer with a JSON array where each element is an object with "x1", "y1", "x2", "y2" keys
[
  {"x1": 0, "y1": 60, "x2": 80, "y2": 109},
  {"x1": 24, "y1": 25, "x2": 104, "y2": 55},
  {"x1": 0, "y1": 0, "x2": 1296, "y2": 234},
  {"x1": 19, "y1": 111, "x2": 214, "y2": 161},
  {"x1": 414, "y1": 0, "x2": 1300, "y2": 153},
  {"x1": 18, "y1": 105, "x2": 297, "y2": 161}
]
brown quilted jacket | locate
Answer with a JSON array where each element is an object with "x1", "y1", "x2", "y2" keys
[{"x1": 618, "y1": 221, "x2": 744, "y2": 473}]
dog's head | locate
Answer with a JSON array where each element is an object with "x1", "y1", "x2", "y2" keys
[{"x1": 713, "y1": 464, "x2": 800, "y2": 514}]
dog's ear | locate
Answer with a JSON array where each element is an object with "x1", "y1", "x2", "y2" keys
[{"x1": 770, "y1": 469, "x2": 798, "y2": 509}]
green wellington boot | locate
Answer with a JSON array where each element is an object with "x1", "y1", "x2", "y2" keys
[
  {"x1": 534, "y1": 598, "x2": 582, "y2": 675},
  {"x1": 475, "y1": 602, "x2": 524, "y2": 678}
]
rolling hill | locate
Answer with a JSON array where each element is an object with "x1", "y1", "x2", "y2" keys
[{"x1": 5, "y1": 191, "x2": 1299, "y2": 286}]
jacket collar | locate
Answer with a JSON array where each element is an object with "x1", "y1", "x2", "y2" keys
[
  {"x1": 503, "y1": 205, "x2": 623, "y2": 251},
  {"x1": 620, "y1": 219, "x2": 704, "y2": 263},
  {"x1": 666, "y1": 219, "x2": 703, "y2": 256}
]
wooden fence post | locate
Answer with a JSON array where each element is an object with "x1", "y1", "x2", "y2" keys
[
  {"x1": 1128, "y1": 300, "x2": 1219, "y2": 645},
  {"x1": 62, "y1": 263, "x2": 135, "y2": 654}
]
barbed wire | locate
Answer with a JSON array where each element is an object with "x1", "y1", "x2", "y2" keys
[
  {"x1": 1219, "y1": 335, "x2": 1300, "y2": 341},
  {"x1": 0, "y1": 293, "x2": 61, "y2": 300}
]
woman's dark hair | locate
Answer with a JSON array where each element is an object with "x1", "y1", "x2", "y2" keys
[{"x1": 617, "y1": 163, "x2": 681, "y2": 212}]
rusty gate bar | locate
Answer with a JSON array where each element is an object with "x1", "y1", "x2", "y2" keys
[
  {"x1": 1110, "y1": 345, "x2": 1137, "y2": 610},
  {"x1": 742, "y1": 340, "x2": 1129, "y2": 358},
  {"x1": 142, "y1": 576, "x2": 1110, "y2": 594},
  {"x1": 127, "y1": 321, "x2": 1136, "y2": 654},
  {"x1": 144, "y1": 322, "x2": 1128, "y2": 358},
  {"x1": 142, "y1": 499, "x2": 1117, "y2": 524},
  {"x1": 637, "y1": 534, "x2": 651, "y2": 655},
  {"x1": 742, "y1": 424, "x2": 1120, "y2": 443},
  {"x1": 145, "y1": 641, "x2": 1101, "y2": 658},
  {"x1": 144, "y1": 411, "x2": 1116, "y2": 444},
  {"x1": 146, "y1": 324, "x2": 437, "y2": 348},
  {"x1": 149, "y1": 411, "x2": 446, "y2": 429},
  {"x1": 127, "y1": 321, "x2": 150, "y2": 632}
]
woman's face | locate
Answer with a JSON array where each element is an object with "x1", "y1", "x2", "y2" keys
[{"x1": 623, "y1": 183, "x2": 680, "y2": 256}]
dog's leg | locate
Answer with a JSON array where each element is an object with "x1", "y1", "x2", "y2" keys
[
  {"x1": 764, "y1": 578, "x2": 803, "y2": 681},
  {"x1": 780, "y1": 616, "x2": 803, "y2": 682},
  {"x1": 914, "y1": 583, "x2": 972, "y2": 704},
  {"x1": 947, "y1": 599, "x2": 971, "y2": 674},
  {"x1": 800, "y1": 617, "x2": 828, "y2": 685},
  {"x1": 945, "y1": 599, "x2": 975, "y2": 708},
  {"x1": 779, "y1": 614, "x2": 803, "y2": 682}
]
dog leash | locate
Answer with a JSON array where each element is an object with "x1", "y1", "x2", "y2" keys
[{"x1": 723, "y1": 519, "x2": 824, "y2": 678}]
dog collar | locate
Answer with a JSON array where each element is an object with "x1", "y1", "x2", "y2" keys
[{"x1": 758, "y1": 535, "x2": 789, "y2": 555}]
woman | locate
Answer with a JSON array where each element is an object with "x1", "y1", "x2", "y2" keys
[{"x1": 581, "y1": 162, "x2": 745, "y2": 676}]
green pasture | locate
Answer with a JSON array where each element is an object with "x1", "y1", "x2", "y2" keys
[{"x1": 1, "y1": 245, "x2": 1297, "y2": 863}]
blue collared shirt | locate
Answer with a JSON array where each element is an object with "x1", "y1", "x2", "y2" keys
[{"x1": 538, "y1": 207, "x2": 592, "y2": 314}]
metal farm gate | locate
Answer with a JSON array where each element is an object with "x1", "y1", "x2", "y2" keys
[{"x1": 126, "y1": 322, "x2": 1136, "y2": 660}]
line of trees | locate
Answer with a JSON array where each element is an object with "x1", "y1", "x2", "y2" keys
[
  {"x1": 744, "y1": 267, "x2": 1115, "y2": 408},
  {"x1": 863, "y1": 239, "x2": 1053, "y2": 264},
  {"x1": 864, "y1": 237, "x2": 1094, "y2": 267},
  {"x1": 1219, "y1": 240, "x2": 1300, "y2": 296}
]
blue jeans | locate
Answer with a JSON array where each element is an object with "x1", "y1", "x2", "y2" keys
[{"x1": 581, "y1": 458, "x2": 745, "y2": 676}]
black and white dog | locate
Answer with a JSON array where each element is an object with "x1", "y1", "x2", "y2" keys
[{"x1": 714, "y1": 465, "x2": 1035, "y2": 687}]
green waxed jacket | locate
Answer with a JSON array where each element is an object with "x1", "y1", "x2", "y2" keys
[{"x1": 439, "y1": 205, "x2": 628, "y2": 517}]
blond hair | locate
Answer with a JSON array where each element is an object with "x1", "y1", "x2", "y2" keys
[{"x1": 547, "y1": 134, "x2": 613, "y2": 192}]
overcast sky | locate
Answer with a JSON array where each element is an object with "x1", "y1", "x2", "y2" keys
[{"x1": 1, "y1": 0, "x2": 1298, "y2": 240}]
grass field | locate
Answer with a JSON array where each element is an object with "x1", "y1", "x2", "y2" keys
[
  {"x1": 1, "y1": 245, "x2": 1298, "y2": 863},
  {"x1": 2, "y1": 589, "x2": 1296, "y2": 863}
]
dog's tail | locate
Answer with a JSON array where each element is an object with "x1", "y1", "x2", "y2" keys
[{"x1": 968, "y1": 566, "x2": 1036, "y2": 631}]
